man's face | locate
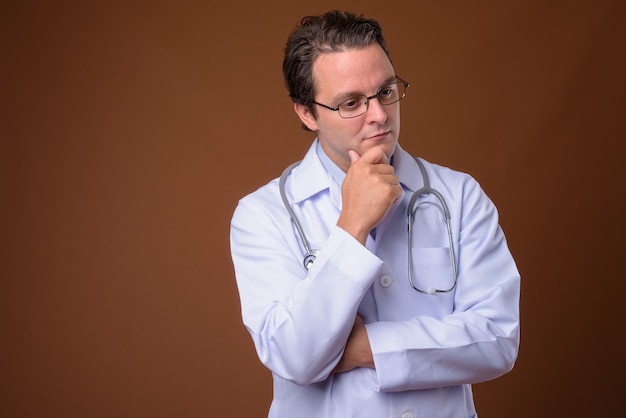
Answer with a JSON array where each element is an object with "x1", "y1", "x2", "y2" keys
[{"x1": 295, "y1": 43, "x2": 401, "y2": 172}]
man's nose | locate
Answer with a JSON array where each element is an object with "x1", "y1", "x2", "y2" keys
[{"x1": 365, "y1": 96, "x2": 388, "y2": 123}]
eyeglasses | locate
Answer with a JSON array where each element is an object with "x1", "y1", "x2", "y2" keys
[{"x1": 312, "y1": 76, "x2": 409, "y2": 119}]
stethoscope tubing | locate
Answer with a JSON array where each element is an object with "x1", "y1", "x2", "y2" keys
[
  {"x1": 279, "y1": 161, "x2": 318, "y2": 270},
  {"x1": 407, "y1": 157, "x2": 458, "y2": 294},
  {"x1": 279, "y1": 155, "x2": 458, "y2": 294}
]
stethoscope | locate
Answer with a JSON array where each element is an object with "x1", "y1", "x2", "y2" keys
[{"x1": 279, "y1": 156, "x2": 458, "y2": 295}]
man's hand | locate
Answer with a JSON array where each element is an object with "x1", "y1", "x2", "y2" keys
[
  {"x1": 337, "y1": 146, "x2": 403, "y2": 244},
  {"x1": 332, "y1": 316, "x2": 374, "y2": 374}
]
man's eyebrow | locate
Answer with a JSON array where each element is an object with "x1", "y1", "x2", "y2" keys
[
  {"x1": 333, "y1": 76, "x2": 398, "y2": 102},
  {"x1": 380, "y1": 75, "x2": 398, "y2": 86}
]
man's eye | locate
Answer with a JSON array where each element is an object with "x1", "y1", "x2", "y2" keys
[
  {"x1": 340, "y1": 98, "x2": 362, "y2": 109},
  {"x1": 380, "y1": 87, "x2": 395, "y2": 98}
]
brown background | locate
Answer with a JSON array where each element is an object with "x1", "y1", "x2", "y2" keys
[{"x1": 2, "y1": 1, "x2": 624, "y2": 417}]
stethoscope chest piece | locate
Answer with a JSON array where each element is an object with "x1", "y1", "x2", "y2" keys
[{"x1": 303, "y1": 249, "x2": 320, "y2": 270}]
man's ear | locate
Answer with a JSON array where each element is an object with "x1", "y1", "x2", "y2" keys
[{"x1": 294, "y1": 103, "x2": 318, "y2": 132}]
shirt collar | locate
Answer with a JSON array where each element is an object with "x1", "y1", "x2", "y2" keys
[
  {"x1": 392, "y1": 144, "x2": 424, "y2": 192},
  {"x1": 316, "y1": 140, "x2": 346, "y2": 187}
]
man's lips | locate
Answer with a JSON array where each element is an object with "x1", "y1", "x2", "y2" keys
[{"x1": 366, "y1": 130, "x2": 391, "y2": 140}]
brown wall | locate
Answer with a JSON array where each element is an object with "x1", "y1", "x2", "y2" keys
[{"x1": 2, "y1": 1, "x2": 624, "y2": 417}]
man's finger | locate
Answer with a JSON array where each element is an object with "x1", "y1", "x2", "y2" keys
[
  {"x1": 358, "y1": 146, "x2": 388, "y2": 165},
  {"x1": 348, "y1": 149, "x2": 361, "y2": 164}
]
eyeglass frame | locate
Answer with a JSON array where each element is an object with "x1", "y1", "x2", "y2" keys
[{"x1": 311, "y1": 76, "x2": 409, "y2": 119}]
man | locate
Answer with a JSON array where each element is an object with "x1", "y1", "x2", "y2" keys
[{"x1": 230, "y1": 10, "x2": 520, "y2": 418}]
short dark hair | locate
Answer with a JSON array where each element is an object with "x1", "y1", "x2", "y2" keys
[{"x1": 282, "y1": 10, "x2": 392, "y2": 130}]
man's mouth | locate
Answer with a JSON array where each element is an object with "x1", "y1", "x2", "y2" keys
[{"x1": 367, "y1": 130, "x2": 390, "y2": 140}]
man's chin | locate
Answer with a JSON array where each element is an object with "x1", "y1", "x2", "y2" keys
[{"x1": 370, "y1": 140, "x2": 398, "y2": 161}]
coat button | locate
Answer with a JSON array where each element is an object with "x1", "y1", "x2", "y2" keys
[{"x1": 379, "y1": 274, "x2": 393, "y2": 288}]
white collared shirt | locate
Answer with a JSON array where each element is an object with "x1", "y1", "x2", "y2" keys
[{"x1": 230, "y1": 140, "x2": 520, "y2": 418}]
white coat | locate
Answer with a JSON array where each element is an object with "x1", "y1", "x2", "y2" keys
[{"x1": 230, "y1": 140, "x2": 520, "y2": 418}]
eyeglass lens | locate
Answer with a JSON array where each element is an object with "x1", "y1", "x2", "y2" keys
[{"x1": 338, "y1": 81, "x2": 407, "y2": 118}]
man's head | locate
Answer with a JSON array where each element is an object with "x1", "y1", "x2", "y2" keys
[
  {"x1": 283, "y1": 10, "x2": 392, "y2": 120},
  {"x1": 283, "y1": 10, "x2": 406, "y2": 171}
]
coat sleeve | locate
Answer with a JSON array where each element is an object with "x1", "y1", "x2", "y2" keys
[
  {"x1": 366, "y1": 174, "x2": 520, "y2": 392},
  {"x1": 230, "y1": 188, "x2": 383, "y2": 385}
]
